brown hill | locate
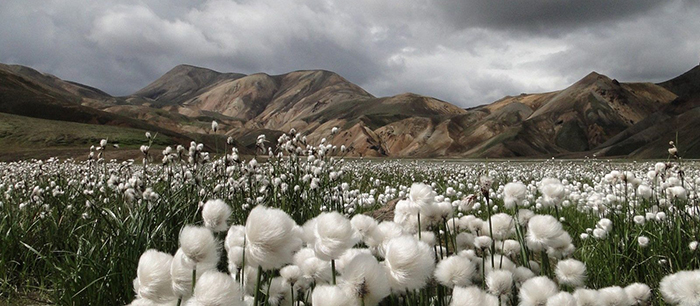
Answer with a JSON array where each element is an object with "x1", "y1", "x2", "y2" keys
[{"x1": 3, "y1": 61, "x2": 699, "y2": 159}]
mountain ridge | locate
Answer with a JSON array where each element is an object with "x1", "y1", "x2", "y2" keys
[{"x1": 1, "y1": 61, "x2": 699, "y2": 159}]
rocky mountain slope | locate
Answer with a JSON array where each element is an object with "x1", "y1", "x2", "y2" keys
[{"x1": 1, "y1": 61, "x2": 698, "y2": 159}]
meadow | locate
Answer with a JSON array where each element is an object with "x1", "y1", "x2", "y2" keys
[{"x1": 1, "y1": 130, "x2": 699, "y2": 305}]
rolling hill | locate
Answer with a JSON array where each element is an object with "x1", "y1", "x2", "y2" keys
[{"x1": 1, "y1": 61, "x2": 699, "y2": 160}]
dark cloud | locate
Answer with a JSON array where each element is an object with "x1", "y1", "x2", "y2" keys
[
  {"x1": 436, "y1": 0, "x2": 666, "y2": 35},
  {"x1": 0, "y1": 0, "x2": 699, "y2": 107}
]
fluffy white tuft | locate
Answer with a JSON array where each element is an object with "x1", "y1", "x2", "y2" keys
[
  {"x1": 245, "y1": 206, "x2": 302, "y2": 270},
  {"x1": 313, "y1": 212, "x2": 358, "y2": 261},
  {"x1": 486, "y1": 269, "x2": 513, "y2": 296},
  {"x1": 660, "y1": 270, "x2": 700, "y2": 306},
  {"x1": 546, "y1": 291, "x2": 576, "y2": 306},
  {"x1": 624, "y1": 283, "x2": 651, "y2": 305},
  {"x1": 597, "y1": 286, "x2": 631, "y2": 306},
  {"x1": 519, "y1": 276, "x2": 559, "y2": 306},
  {"x1": 555, "y1": 259, "x2": 587, "y2": 288},
  {"x1": 383, "y1": 235, "x2": 435, "y2": 291},
  {"x1": 339, "y1": 253, "x2": 391, "y2": 306},
  {"x1": 312, "y1": 285, "x2": 358, "y2": 306},
  {"x1": 503, "y1": 182, "x2": 527, "y2": 209},
  {"x1": 201, "y1": 199, "x2": 231, "y2": 232},
  {"x1": 434, "y1": 255, "x2": 476, "y2": 288},
  {"x1": 572, "y1": 288, "x2": 599, "y2": 306},
  {"x1": 450, "y1": 286, "x2": 498, "y2": 306},
  {"x1": 186, "y1": 270, "x2": 244, "y2": 306},
  {"x1": 135, "y1": 249, "x2": 175, "y2": 303},
  {"x1": 179, "y1": 225, "x2": 218, "y2": 265}
]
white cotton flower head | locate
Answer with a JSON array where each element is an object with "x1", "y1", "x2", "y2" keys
[
  {"x1": 227, "y1": 246, "x2": 244, "y2": 272},
  {"x1": 179, "y1": 225, "x2": 219, "y2": 266},
  {"x1": 504, "y1": 182, "x2": 528, "y2": 209},
  {"x1": 483, "y1": 213, "x2": 515, "y2": 240},
  {"x1": 519, "y1": 276, "x2": 559, "y2": 306},
  {"x1": 660, "y1": 270, "x2": 700, "y2": 306},
  {"x1": 225, "y1": 225, "x2": 245, "y2": 252},
  {"x1": 518, "y1": 209, "x2": 535, "y2": 226},
  {"x1": 637, "y1": 185, "x2": 652, "y2": 199},
  {"x1": 474, "y1": 235, "x2": 493, "y2": 251},
  {"x1": 637, "y1": 236, "x2": 650, "y2": 248},
  {"x1": 573, "y1": 288, "x2": 600, "y2": 306},
  {"x1": 450, "y1": 286, "x2": 498, "y2": 306},
  {"x1": 211, "y1": 120, "x2": 218, "y2": 132},
  {"x1": 187, "y1": 270, "x2": 244, "y2": 306},
  {"x1": 501, "y1": 239, "x2": 521, "y2": 257},
  {"x1": 555, "y1": 259, "x2": 587, "y2": 288},
  {"x1": 201, "y1": 199, "x2": 231, "y2": 232},
  {"x1": 513, "y1": 266, "x2": 535, "y2": 285},
  {"x1": 339, "y1": 253, "x2": 391, "y2": 306},
  {"x1": 598, "y1": 286, "x2": 631, "y2": 306},
  {"x1": 335, "y1": 248, "x2": 372, "y2": 274},
  {"x1": 417, "y1": 231, "x2": 436, "y2": 246},
  {"x1": 294, "y1": 248, "x2": 332, "y2": 284},
  {"x1": 313, "y1": 211, "x2": 358, "y2": 261},
  {"x1": 526, "y1": 215, "x2": 564, "y2": 252},
  {"x1": 245, "y1": 206, "x2": 302, "y2": 270},
  {"x1": 540, "y1": 178, "x2": 565, "y2": 207},
  {"x1": 351, "y1": 214, "x2": 378, "y2": 242},
  {"x1": 393, "y1": 199, "x2": 421, "y2": 234},
  {"x1": 486, "y1": 269, "x2": 513, "y2": 296},
  {"x1": 266, "y1": 277, "x2": 291, "y2": 306},
  {"x1": 312, "y1": 285, "x2": 358, "y2": 306},
  {"x1": 546, "y1": 292, "x2": 576, "y2": 306},
  {"x1": 372, "y1": 221, "x2": 405, "y2": 258},
  {"x1": 624, "y1": 283, "x2": 651, "y2": 306},
  {"x1": 667, "y1": 186, "x2": 688, "y2": 200},
  {"x1": 383, "y1": 235, "x2": 435, "y2": 291},
  {"x1": 171, "y1": 249, "x2": 217, "y2": 300},
  {"x1": 409, "y1": 182, "x2": 437, "y2": 209},
  {"x1": 434, "y1": 255, "x2": 476, "y2": 288},
  {"x1": 134, "y1": 249, "x2": 175, "y2": 303}
]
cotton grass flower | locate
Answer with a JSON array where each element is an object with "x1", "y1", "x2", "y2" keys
[
  {"x1": 201, "y1": 199, "x2": 231, "y2": 232},
  {"x1": 519, "y1": 276, "x2": 559, "y2": 306},
  {"x1": 555, "y1": 259, "x2": 587, "y2": 288},
  {"x1": 526, "y1": 215, "x2": 564, "y2": 251},
  {"x1": 245, "y1": 206, "x2": 302, "y2": 271},
  {"x1": 486, "y1": 269, "x2": 513, "y2": 296},
  {"x1": 450, "y1": 286, "x2": 498, "y2": 306},
  {"x1": 133, "y1": 249, "x2": 175, "y2": 304},
  {"x1": 434, "y1": 255, "x2": 476, "y2": 288},
  {"x1": 598, "y1": 286, "x2": 631, "y2": 306},
  {"x1": 312, "y1": 212, "x2": 358, "y2": 261},
  {"x1": 185, "y1": 270, "x2": 244, "y2": 306},
  {"x1": 312, "y1": 285, "x2": 358, "y2": 306},
  {"x1": 383, "y1": 235, "x2": 435, "y2": 291},
  {"x1": 339, "y1": 253, "x2": 391, "y2": 306},
  {"x1": 546, "y1": 291, "x2": 576, "y2": 306},
  {"x1": 573, "y1": 288, "x2": 600, "y2": 306},
  {"x1": 624, "y1": 283, "x2": 651, "y2": 305},
  {"x1": 659, "y1": 270, "x2": 700, "y2": 306},
  {"x1": 504, "y1": 182, "x2": 527, "y2": 209},
  {"x1": 179, "y1": 226, "x2": 219, "y2": 268}
]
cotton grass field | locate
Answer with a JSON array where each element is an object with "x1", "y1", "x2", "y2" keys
[{"x1": 1, "y1": 129, "x2": 699, "y2": 305}]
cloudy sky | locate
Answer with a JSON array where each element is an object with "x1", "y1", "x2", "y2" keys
[{"x1": 1, "y1": 0, "x2": 699, "y2": 107}]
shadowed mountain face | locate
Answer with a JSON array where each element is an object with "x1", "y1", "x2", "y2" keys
[{"x1": 1, "y1": 62, "x2": 699, "y2": 159}]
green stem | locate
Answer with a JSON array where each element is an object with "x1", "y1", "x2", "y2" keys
[
  {"x1": 331, "y1": 259, "x2": 337, "y2": 285},
  {"x1": 253, "y1": 265, "x2": 263, "y2": 306},
  {"x1": 192, "y1": 266, "x2": 197, "y2": 292}
]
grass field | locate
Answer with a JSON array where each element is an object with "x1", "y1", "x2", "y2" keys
[{"x1": 1, "y1": 131, "x2": 698, "y2": 305}]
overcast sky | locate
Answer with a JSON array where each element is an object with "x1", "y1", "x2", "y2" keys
[{"x1": 1, "y1": 0, "x2": 699, "y2": 107}]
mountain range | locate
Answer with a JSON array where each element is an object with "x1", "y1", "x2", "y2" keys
[{"x1": 1, "y1": 61, "x2": 699, "y2": 160}]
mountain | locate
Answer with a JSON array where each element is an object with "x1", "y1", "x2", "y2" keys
[
  {"x1": 2, "y1": 61, "x2": 699, "y2": 160},
  {"x1": 0, "y1": 64, "x2": 225, "y2": 154},
  {"x1": 594, "y1": 65, "x2": 700, "y2": 158}
]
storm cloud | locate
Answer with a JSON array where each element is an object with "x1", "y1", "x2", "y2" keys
[{"x1": 1, "y1": 0, "x2": 698, "y2": 107}]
